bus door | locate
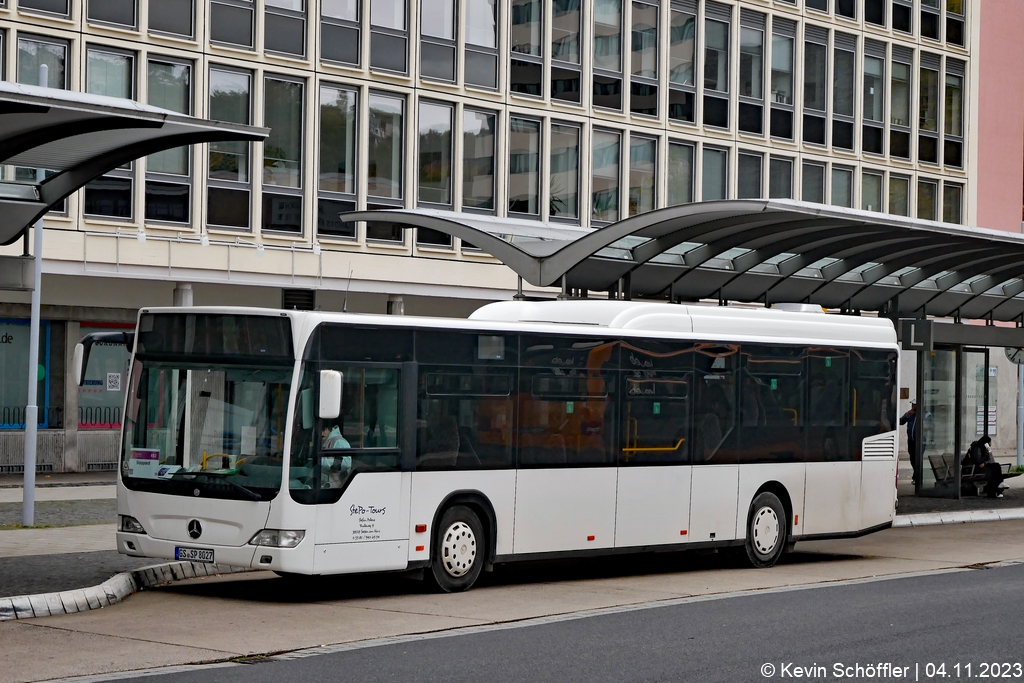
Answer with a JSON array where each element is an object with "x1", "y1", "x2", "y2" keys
[
  {"x1": 306, "y1": 363, "x2": 410, "y2": 572},
  {"x1": 615, "y1": 341, "x2": 694, "y2": 548},
  {"x1": 512, "y1": 336, "x2": 619, "y2": 554}
]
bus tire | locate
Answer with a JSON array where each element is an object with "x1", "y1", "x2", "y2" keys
[
  {"x1": 744, "y1": 492, "x2": 786, "y2": 568},
  {"x1": 431, "y1": 505, "x2": 484, "y2": 592}
]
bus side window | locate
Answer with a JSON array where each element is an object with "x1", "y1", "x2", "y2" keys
[
  {"x1": 619, "y1": 338, "x2": 694, "y2": 465},
  {"x1": 806, "y1": 348, "x2": 850, "y2": 462},
  {"x1": 417, "y1": 367, "x2": 515, "y2": 470},
  {"x1": 739, "y1": 345, "x2": 805, "y2": 464},
  {"x1": 850, "y1": 349, "x2": 897, "y2": 458},
  {"x1": 693, "y1": 344, "x2": 739, "y2": 464}
]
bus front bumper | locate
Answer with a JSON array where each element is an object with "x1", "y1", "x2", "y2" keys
[{"x1": 116, "y1": 532, "x2": 314, "y2": 573}]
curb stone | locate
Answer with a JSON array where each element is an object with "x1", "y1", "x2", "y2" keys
[
  {"x1": 0, "y1": 561, "x2": 250, "y2": 621},
  {"x1": 892, "y1": 507, "x2": 1024, "y2": 528}
]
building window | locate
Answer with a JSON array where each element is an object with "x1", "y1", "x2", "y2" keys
[
  {"x1": 702, "y1": 147, "x2": 727, "y2": 201},
  {"x1": 149, "y1": 0, "x2": 194, "y2": 37},
  {"x1": 919, "y1": 63, "x2": 940, "y2": 164},
  {"x1": 803, "y1": 30, "x2": 827, "y2": 145},
  {"x1": 465, "y1": 0, "x2": 497, "y2": 88},
  {"x1": 19, "y1": 0, "x2": 69, "y2": 17},
  {"x1": 947, "y1": 0, "x2": 965, "y2": 47},
  {"x1": 593, "y1": 0, "x2": 623, "y2": 110},
  {"x1": 892, "y1": 0, "x2": 911, "y2": 32},
  {"x1": 418, "y1": 100, "x2": 453, "y2": 209},
  {"x1": 318, "y1": 84, "x2": 358, "y2": 239},
  {"x1": 831, "y1": 167, "x2": 852, "y2": 207},
  {"x1": 769, "y1": 157, "x2": 793, "y2": 199},
  {"x1": 421, "y1": 0, "x2": 456, "y2": 82},
  {"x1": 668, "y1": 9, "x2": 695, "y2": 123},
  {"x1": 943, "y1": 183, "x2": 962, "y2": 224},
  {"x1": 802, "y1": 162, "x2": 825, "y2": 204},
  {"x1": 703, "y1": 18, "x2": 730, "y2": 128},
  {"x1": 921, "y1": 0, "x2": 940, "y2": 41},
  {"x1": 836, "y1": 0, "x2": 855, "y2": 18},
  {"x1": 864, "y1": 0, "x2": 885, "y2": 26},
  {"x1": 322, "y1": 0, "x2": 360, "y2": 65},
  {"x1": 863, "y1": 53, "x2": 884, "y2": 154},
  {"x1": 738, "y1": 15, "x2": 764, "y2": 135},
  {"x1": 862, "y1": 171, "x2": 882, "y2": 212},
  {"x1": 265, "y1": 0, "x2": 306, "y2": 57},
  {"x1": 944, "y1": 70, "x2": 964, "y2": 167},
  {"x1": 0, "y1": 320, "x2": 50, "y2": 429},
  {"x1": 832, "y1": 36, "x2": 855, "y2": 151},
  {"x1": 262, "y1": 77, "x2": 304, "y2": 234},
  {"x1": 667, "y1": 141, "x2": 694, "y2": 206},
  {"x1": 211, "y1": 0, "x2": 255, "y2": 48},
  {"x1": 462, "y1": 109, "x2": 496, "y2": 212},
  {"x1": 630, "y1": 1, "x2": 658, "y2": 116},
  {"x1": 208, "y1": 68, "x2": 252, "y2": 229},
  {"x1": 917, "y1": 179, "x2": 937, "y2": 220},
  {"x1": 370, "y1": 0, "x2": 408, "y2": 73},
  {"x1": 89, "y1": 0, "x2": 137, "y2": 28},
  {"x1": 592, "y1": 130, "x2": 620, "y2": 221},
  {"x1": 85, "y1": 48, "x2": 135, "y2": 220},
  {"x1": 551, "y1": 0, "x2": 581, "y2": 104},
  {"x1": 770, "y1": 31, "x2": 794, "y2": 139},
  {"x1": 367, "y1": 92, "x2": 405, "y2": 205},
  {"x1": 146, "y1": 59, "x2": 192, "y2": 225},
  {"x1": 737, "y1": 152, "x2": 762, "y2": 199},
  {"x1": 509, "y1": 117, "x2": 541, "y2": 216},
  {"x1": 890, "y1": 59, "x2": 912, "y2": 159},
  {"x1": 511, "y1": 0, "x2": 543, "y2": 97},
  {"x1": 628, "y1": 135, "x2": 656, "y2": 215},
  {"x1": 889, "y1": 175, "x2": 910, "y2": 216},
  {"x1": 550, "y1": 123, "x2": 580, "y2": 220},
  {"x1": 18, "y1": 36, "x2": 67, "y2": 89},
  {"x1": 806, "y1": 0, "x2": 827, "y2": 11}
]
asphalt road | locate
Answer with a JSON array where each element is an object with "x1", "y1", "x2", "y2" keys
[
  {"x1": 110, "y1": 562, "x2": 1024, "y2": 683},
  {"x1": 0, "y1": 499, "x2": 116, "y2": 528},
  {"x1": 0, "y1": 550, "x2": 153, "y2": 596}
]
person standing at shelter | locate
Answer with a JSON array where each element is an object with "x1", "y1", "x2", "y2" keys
[{"x1": 900, "y1": 399, "x2": 918, "y2": 486}]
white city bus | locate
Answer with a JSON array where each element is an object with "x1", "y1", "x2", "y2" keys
[{"x1": 79, "y1": 300, "x2": 899, "y2": 592}]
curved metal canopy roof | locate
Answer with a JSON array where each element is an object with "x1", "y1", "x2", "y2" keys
[
  {"x1": 0, "y1": 81, "x2": 268, "y2": 245},
  {"x1": 343, "y1": 201, "x2": 1024, "y2": 322}
]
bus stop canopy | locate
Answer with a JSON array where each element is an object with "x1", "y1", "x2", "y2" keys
[
  {"x1": 0, "y1": 80, "x2": 268, "y2": 247},
  {"x1": 343, "y1": 201, "x2": 1024, "y2": 324}
]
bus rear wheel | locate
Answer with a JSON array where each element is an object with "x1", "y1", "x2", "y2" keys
[
  {"x1": 431, "y1": 505, "x2": 484, "y2": 592},
  {"x1": 744, "y1": 492, "x2": 786, "y2": 568}
]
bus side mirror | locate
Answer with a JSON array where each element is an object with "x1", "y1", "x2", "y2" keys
[
  {"x1": 73, "y1": 343, "x2": 85, "y2": 387},
  {"x1": 74, "y1": 331, "x2": 135, "y2": 386},
  {"x1": 318, "y1": 370, "x2": 343, "y2": 420}
]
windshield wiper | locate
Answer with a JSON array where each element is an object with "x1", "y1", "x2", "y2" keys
[{"x1": 172, "y1": 472, "x2": 262, "y2": 501}]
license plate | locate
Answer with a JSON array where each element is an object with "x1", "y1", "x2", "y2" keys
[{"x1": 175, "y1": 547, "x2": 214, "y2": 563}]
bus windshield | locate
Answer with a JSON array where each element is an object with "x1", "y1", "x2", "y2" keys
[{"x1": 121, "y1": 359, "x2": 292, "y2": 501}]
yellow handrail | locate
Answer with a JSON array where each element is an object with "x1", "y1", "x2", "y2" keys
[{"x1": 622, "y1": 438, "x2": 686, "y2": 454}]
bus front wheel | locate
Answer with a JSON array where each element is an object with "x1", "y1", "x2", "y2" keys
[
  {"x1": 431, "y1": 505, "x2": 484, "y2": 592},
  {"x1": 744, "y1": 492, "x2": 786, "y2": 569}
]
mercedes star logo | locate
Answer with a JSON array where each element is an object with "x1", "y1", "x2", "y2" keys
[{"x1": 187, "y1": 520, "x2": 203, "y2": 540}]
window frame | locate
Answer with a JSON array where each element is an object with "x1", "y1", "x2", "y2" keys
[
  {"x1": 206, "y1": 65, "x2": 254, "y2": 231},
  {"x1": 145, "y1": 56, "x2": 194, "y2": 227},
  {"x1": 317, "y1": 82, "x2": 359, "y2": 241}
]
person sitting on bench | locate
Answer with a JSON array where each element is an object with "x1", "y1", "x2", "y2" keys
[{"x1": 966, "y1": 436, "x2": 1004, "y2": 499}]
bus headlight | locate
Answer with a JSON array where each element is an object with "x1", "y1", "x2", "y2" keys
[
  {"x1": 119, "y1": 515, "x2": 147, "y2": 534},
  {"x1": 249, "y1": 529, "x2": 305, "y2": 548}
]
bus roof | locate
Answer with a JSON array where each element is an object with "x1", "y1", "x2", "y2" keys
[{"x1": 141, "y1": 301, "x2": 897, "y2": 348}]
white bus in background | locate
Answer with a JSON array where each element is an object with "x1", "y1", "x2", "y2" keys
[{"x1": 77, "y1": 300, "x2": 899, "y2": 592}]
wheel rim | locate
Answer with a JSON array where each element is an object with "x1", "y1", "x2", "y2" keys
[
  {"x1": 441, "y1": 521, "x2": 477, "y2": 578},
  {"x1": 752, "y1": 506, "x2": 780, "y2": 556}
]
